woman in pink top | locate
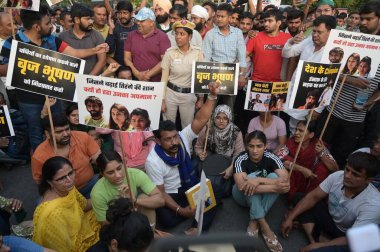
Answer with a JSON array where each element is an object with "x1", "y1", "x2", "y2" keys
[{"x1": 247, "y1": 112, "x2": 287, "y2": 152}]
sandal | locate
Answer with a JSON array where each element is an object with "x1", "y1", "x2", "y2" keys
[
  {"x1": 246, "y1": 226, "x2": 259, "y2": 239},
  {"x1": 262, "y1": 233, "x2": 283, "y2": 252}
]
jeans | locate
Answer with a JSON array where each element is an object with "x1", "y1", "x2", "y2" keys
[
  {"x1": 18, "y1": 100, "x2": 62, "y2": 151},
  {"x1": 232, "y1": 172, "x2": 279, "y2": 220},
  {"x1": 3, "y1": 236, "x2": 44, "y2": 252}
]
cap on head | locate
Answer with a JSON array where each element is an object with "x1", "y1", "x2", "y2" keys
[
  {"x1": 317, "y1": 0, "x2": 335, "y2": 7},
  {"x1": 153, "y1": 0, "x2": 172, "y2": 13},
  {"x1": 172, "y1": 19, "x2": 195, "y2": 30},
  {"x1": 191, "y1": 5, "x2": 209, "y2": 20},
  {"x1": 134, "y1": 7, "x2": 156, "y2": 21}
]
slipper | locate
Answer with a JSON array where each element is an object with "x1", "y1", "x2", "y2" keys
[
  {"x1": 184, "y1": 227, "x2": 198, "y2": 236},
  {"x1": 262, "y1": 233, "x2": 283, "y2": 252},
  {"x1": 246, "y1": 226, "x2": 259, "y2": 239}
]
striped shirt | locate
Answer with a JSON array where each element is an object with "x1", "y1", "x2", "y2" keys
[
  {"x1": 327, "y1": 65, "x2": 379, "y2": 122},
  {"x1": 233, "y1": 150, "x2": 284, "y2": 178},
  {"x1": 202, "y1": 25, "x2": 247, "y2": 68}
]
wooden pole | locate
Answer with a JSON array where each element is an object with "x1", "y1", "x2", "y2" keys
[
  {"x1": 8, "y1": 8, "x2": 16, "y2": 40},
  {"x1": 264, "y1": 110, "x2": 268, "y2": 129},
  {"x1": 45, "y1": 95, "x2": 57, "y2": 154},
  {"x1": 288, "y1": 110, "x2": 313, "y2": 178},
  {"x1": 319, "y1": 74, "x2": 347, "y2": 141},
  {"x1": 117, "y1": 131, "x2": 136, "y2": 209},
  {"x1": 203, "y1": 118, "x2": 211, "y2": 153}
]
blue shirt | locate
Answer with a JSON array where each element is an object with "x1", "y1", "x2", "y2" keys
[{"x1": 202, "y1": 25, "x2": 247, "y2": 68}]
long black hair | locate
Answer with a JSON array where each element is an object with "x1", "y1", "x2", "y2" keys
[{"x1": 39, "y1": 156, "x2": 73, "y2": 195}]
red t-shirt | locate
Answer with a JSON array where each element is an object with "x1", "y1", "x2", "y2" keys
[{"x1": 247, "y1": 31, "x2": 292, "y2": 82}]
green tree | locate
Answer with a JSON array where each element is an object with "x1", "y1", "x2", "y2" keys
[{"x1": 281, "y1": 0, "x2": 371, "y2": 12}]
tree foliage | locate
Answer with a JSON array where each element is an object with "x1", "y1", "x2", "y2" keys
[{"x1": 281, "y1": 0, "x2": 371, "y2": 12}]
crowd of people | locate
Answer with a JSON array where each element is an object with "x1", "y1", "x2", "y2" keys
[{"x1": 0, "y1": 0, "x2": 380, "y2": 251}]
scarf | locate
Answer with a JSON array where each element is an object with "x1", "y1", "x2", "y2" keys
[
  {"x1": 208, "y1": 105, "x2": 241, "y2": 157},
  {"x1": 154, "y1": 135, "x2": 198, "y2": 190}
]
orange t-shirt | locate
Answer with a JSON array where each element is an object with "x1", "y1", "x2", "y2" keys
[{"x1": 31, "y1": 131, "x2": 99, "y2": 189}]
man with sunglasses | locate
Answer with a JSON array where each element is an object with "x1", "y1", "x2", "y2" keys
[{"x1": 31, "y1": 114, "x2": 101, "y2": 199}]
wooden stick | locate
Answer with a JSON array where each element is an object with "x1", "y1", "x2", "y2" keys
[
  {"x1": 117, "y1": 131, "x2": 136, "y2": 209},
  {"x1": 8, "y1": 8, "x2": 15, "y2": 40},
  {"x1": 45, "y1": 95, "x2": 57, "y2": 154},
  {"x1": 319, "y1": 74, "x2": 347, "y2": 141},
  {"x1": 288, "y1": 110, "x2": 313, "y2": 178},
  {"x1": 264, "y1": 111, "x2": 268, "y2": 129},
  {"x1": 203, "y1": 118, "x2": 211, "y2": 153}
]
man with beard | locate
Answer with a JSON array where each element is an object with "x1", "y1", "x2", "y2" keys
[
  {"x1": 106, "y1": 1, "x2": 137, "y2": 67},
  {"x1": 153, "y1": 0, "x2": 172, "y2": 32},
  {"x1": 229, "y1": 8, "x2": 241, "y2": 28},
  {"x1": 32, "y1": 114, "x2": 101, "y2": 198},
  {"x1": 92, "y1": 3, "x2": 109, "y2": 39},
  {"x1": 146, "y1": 82, "x2": 220, "y2": 235},
  {"x1": 124, "y1": 7, "x2": 170, "y2": 82},
  {"x1": 191, "y1": 5, "x2": 210, "y2": 39},
  {"x1": 285, "y1": 9, "x2": 304, "y2": 37},
  {"x1": 202, "y1": 1, "x2": 217, "y2": 29},
  {"x1": 59, "y1": 10, "x2": 73, "y2": 32},
  {"x1": 59, "y1": 4, "x2": 106, "y2": 75},
  {"x1": 84, "y1": 96, "x2": 108, "y2": 128},
  {"x1": 297, "y1": 90, "x2": 319, "y2": 109},
  {"x1": 328, "y1": 47, "x2": 344, "y2": 64},
  {"x1": 0, "y1": 6, "x2": 109, "y2": 152},
  {"x1": 282, "y1": 152, "x2": 380, "y2": 251}
]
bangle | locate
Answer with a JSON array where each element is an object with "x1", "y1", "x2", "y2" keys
[
  {"x1": 175, "y1": 206, "x2": 180, "y2": 216},
  {"x1": 208, "y1": 94, "x2": 217, "y2": 100}
]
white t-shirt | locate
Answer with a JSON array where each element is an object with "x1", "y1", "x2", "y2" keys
[
  {"x1": 146, "y1": 125, "x2": 197, "y2": 194},
  {"x1": 320, "y1": 171, "x2": 380, "y2": 232}
]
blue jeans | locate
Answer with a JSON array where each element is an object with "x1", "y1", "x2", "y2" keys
[
  {"x1": 18, "y1": 101, "x2": 62, "y2": 151},
  {"x1": 232, "y1": 172, "x2": 279, "y2": 220},
  {"x1": 78, "y1": 174, "x2": 98, "y2": 199},
  {"x1": 3, "y1": 236, "x2": 44, "y2": 252}
]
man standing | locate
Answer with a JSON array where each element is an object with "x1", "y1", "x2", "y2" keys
[
  {"x1": 203, "y1": 3, "x2": 247, "y2": 111},
  {"x1": 106, "y1": 1, "x2": 137, "y2": 66},
  {"x1": 59, "y1": 10, "x2": 73, "y2": 32},
  {"x1": 84, "y1": 96, "x2": 108, "y2": 128},
  {"x1": 32, "y1": 114, "x2": 101, "y2": 198},
  {"x1": 92, "y1": 3, "x2": 109, "y2": 39},
  {"x1": 191, "y1": 5, "x2": 210, "y2": 40},
  {"x1": 59, "y1": 4, "x2": 106, "y2": 75},
  {"x1": 285, "y1": 9, "x2": 304, "y2": 37},
  {"x1": 153, "y1": 0, "x2": 172, "y2": 32},
  {"x1": 124, "y1": 7, "x2": 170, "y2": 82},
  {"x1": 146, "y1": 82, "x2": 220, "y2": 235},
  {"x1": 0, "y1": 6, "x2": 108, "y2": 152},
  {"x1": 282, "y1": 152, "x2": 380, "y2": 251},
  {"x1": 202, "y1": 1, "x2": 217, "y2": 29}
]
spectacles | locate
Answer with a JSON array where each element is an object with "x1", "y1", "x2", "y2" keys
[{"x1": 54, "y1": 170, "x2": 75, "y2": 183}]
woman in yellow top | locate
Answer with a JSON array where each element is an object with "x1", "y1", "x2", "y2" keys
[{"x1": 33, "y1": 156, "x2": 100, "y2": 252}]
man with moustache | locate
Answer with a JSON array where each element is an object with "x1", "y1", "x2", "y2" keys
[
  {"x1": 190, "y1": 5, "x2": 210, "y2": 39},
  {"x1": 106, "y1": 1, "x2": 137, "y2": 67},
  {"x1": 59, "y1": 3, "x2": 106, "y2": 75},
  {"x1": 146, "y1": 82, "x2": 220, "y2": 235},
  {"x1": 124, "y1": 7, "x2": 170, "y2": 82},
  {"x1": 92, "y1": 3, "x2": 109, "y2": 39},
  {"x1": 153, "y1": 0, "x2": 172, "y2": 32},
  {"x1": 84, "y1": 96, "x2": 108, "y2": 128},
  {"x1": 32, "y1": 114, "x2": 101, "y2": 198}
]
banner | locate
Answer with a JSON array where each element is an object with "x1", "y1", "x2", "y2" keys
[
  {"x1": 288, "y1": 61, "x2": 341, "y2": 110},
  {"x1": 75, "y1": 74, "x2": 164, "y2": 130},
  {"x1": 2, "y1": 1, "x2": 40, "y2": 12},
  {"x1": 321, "y1": 29, "x2": 380, "y2": 78},
  {"x1": 0, "y1": 105, "x2": 14, "y2": 137},
  {"x1": 244, "y1": 80, "x2": 289, "y2": 111},
  {"x1": 253, "y1": 0, "x2": 281, "y2": 8},
  {"x1": 191, "y1": 62, "x2": 239, "y2": 95},
  {"x1": 6, "y1": 41, "x2": 85, "y2": 102}
]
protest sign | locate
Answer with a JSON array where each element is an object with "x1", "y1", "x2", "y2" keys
[
  {"x1": 75, "y1": 74, "x2": 164, "y2": 130},
  {"x1": 0, "y1": 105, "x2": 14, "y2": 137},
  {"x1": 244, "y1": 80, "x2": 289, "y2": 112},
  {"x1": 6, "y1": 41, "x2": 85, "y2": 102},
  {"x1": 46, "y1": 0, "x2": 62, "y2": 6},
  {"x1": 2, "y1": 1, "x2": 40, "y2": 12},
  {"x1": 288, "y1": 61, "x2": 341, "y2": 110},
  {"x1": 191, "y1": 62, "x2": 239, "y2": 95},
  {"x1": 252, "y1": 0, "x2": 281, "y2": 8},
  {"x1": 321, "y1": 29, "x2": 380, "y2": 78}
]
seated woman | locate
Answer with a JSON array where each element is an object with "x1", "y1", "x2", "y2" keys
[
  {"x1": 276, "y1": 120, "x2": 338, "y2": 202},
  {"x1": 90, "y1": 151, "x2": 164, "y2": 228},
  {"x1": 233, "y1": 131, "x2": 289, "y2": 252},
  {"x1": 88, "y1": 198, "x2": 153, "y2": 252},
  {"x1": 194, "y1": 105, "x2": 244, "y2": 179},
  {"x1": 97, "y1": 108, "x2": 155, "y2": 170},
  {"x1": 247, "y1": 111, "x2": 287, "y2": 152},
  {"x1": 33, "y1": 156, "x2": 100, "y2": 251}
]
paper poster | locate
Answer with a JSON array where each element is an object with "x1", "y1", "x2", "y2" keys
[
  {"x1": 6, "y1": 41, "x2": 85, "y2": 102},
  {"x1": 191, "y1": 61, "x2": 239, "y2": 95},
  {"x1": 244, "y1": 80, "x2": 289, "y2": 111},
  {"x1": 75, "y1": 74, "x2": 164, "y2": 131},
  {"x1": 0, "y1": 105, "x2": 14, "y2": 137},
  {"x1": 2, "y1": 0, "x2": 40, "y2": 11},
  {"x1": 288, "y1": 61, "x2": 341, "y2": 110},
  {"x1": 253, "y1": 0, "x2": 281, "y2": 8}
]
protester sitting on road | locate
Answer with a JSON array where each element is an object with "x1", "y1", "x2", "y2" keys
[
  {"x1": 87, "y1": 198, "x2": 154, "y2": 252},
  {"x1": 233, "y1": 130, "x2": 289, "y2": 252},
  {"x1": 0, "y1": 196, "x2": 23, "y2": 235},
  {"x1": 33, "y1": 156, "x2": 100, "y2": 251},
  {"x1": 194, "y1": 104, "x2": 244, "y2": 180},
  {"x1": 91, "y1": 151, "x2": 164, "y2": 228},
  {"x1": 282, "y1": 152, "x2": 380, "y2": 252}
]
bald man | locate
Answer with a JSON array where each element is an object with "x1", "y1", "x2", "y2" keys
[{"x1": 0, "y1": 12, "x2": 16, "y2": 46}]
